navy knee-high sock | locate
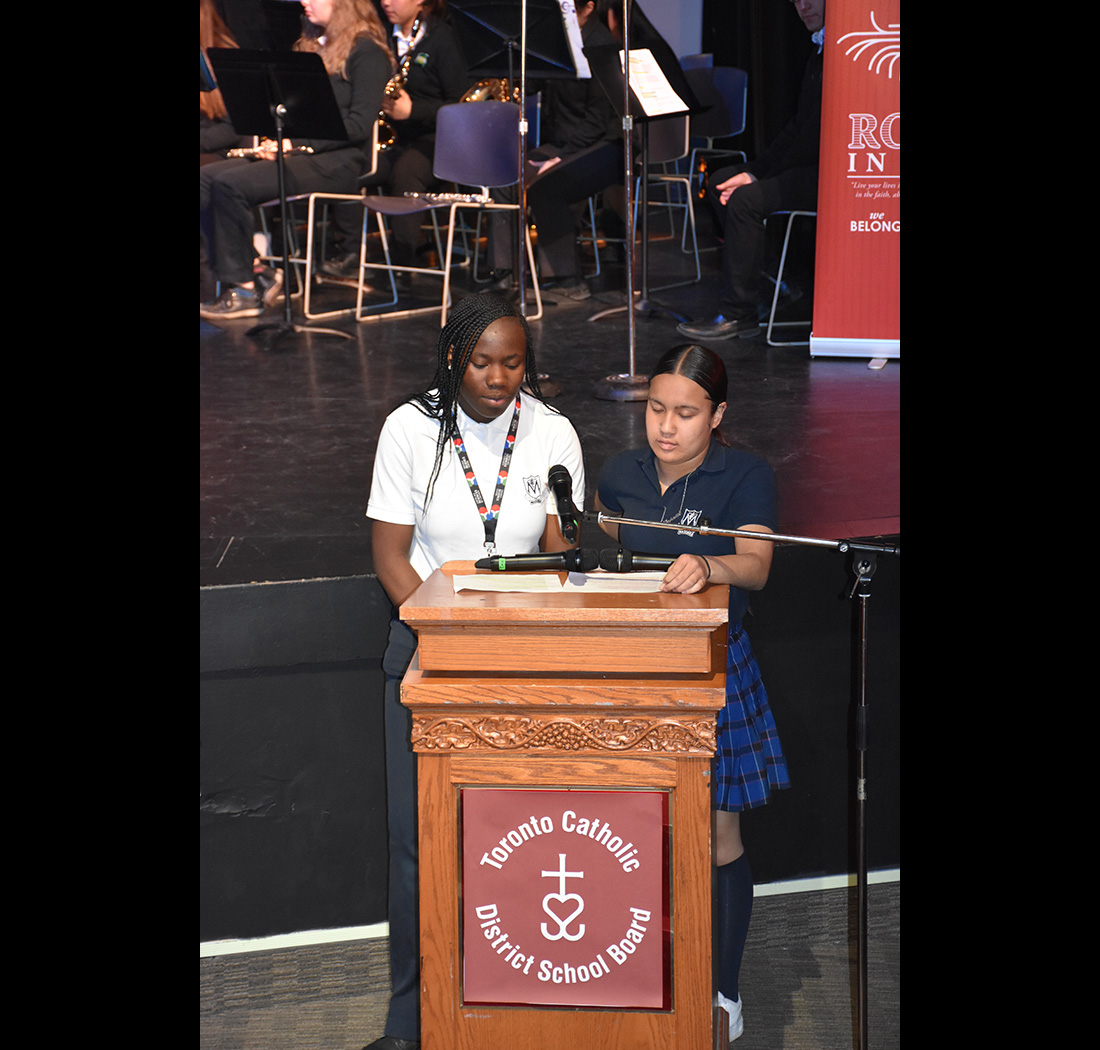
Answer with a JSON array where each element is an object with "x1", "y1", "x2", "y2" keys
[{"x1": 716, "y1": 851, "x2": 754, "y2": 1002}]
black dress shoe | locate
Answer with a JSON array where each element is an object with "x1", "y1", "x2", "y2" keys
[
  {"x1": 361, "y1": 1037, "x2": 420, "y2": 1050},
  {"x1": 198, "y1": 286, "x2": 264, "y2": 319},
  {"x1": 320, "y1": 252, "x2": 360, "y2": 280},
  {"x1": 676, "y1": 314, "x2": 761, "y2": 341}
]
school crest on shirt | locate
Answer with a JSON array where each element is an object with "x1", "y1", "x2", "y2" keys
[
  {"x1": 677, "y1": 508, "x2": 704, "y2": 537},
  {"x1": 523, "y1": 475, "x2": 545, "y2": 503}
]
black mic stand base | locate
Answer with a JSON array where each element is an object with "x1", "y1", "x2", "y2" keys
[{"x1": 594, "y1": 372, "x2": 649, "y2": 402}]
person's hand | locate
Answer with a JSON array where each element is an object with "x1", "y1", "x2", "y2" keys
[
  {"x1": 716, "y1": 171, "x2": 755, "y2": 206},
  {"x1": 658, "y1": 553, "x2": 712, "y2": 594},
  {"x1": 253, "y1": 138, "x2": 293, "y2": 161},
  {"x1": 382, "y1": 89, "x2": 413, "y2": 122},
  {"x1": 532, "y1": 155, "x2": 562, "y2": 175}
]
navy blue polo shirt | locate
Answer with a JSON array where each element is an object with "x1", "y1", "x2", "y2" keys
[{"x1": 596, "y1": 441, "x2": 778, "y2": 624}]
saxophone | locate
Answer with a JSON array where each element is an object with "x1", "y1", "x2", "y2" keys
[
  {"x1": 460, "y1": 78, "x2": 520, "y2": 103},
  {"x1": 377, "y1": 17, "x2": 421, "y2": 153}
]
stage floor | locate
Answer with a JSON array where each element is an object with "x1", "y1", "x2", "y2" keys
[{"x1": 200, "y1": 227, "x2": 899, "y2": 588}]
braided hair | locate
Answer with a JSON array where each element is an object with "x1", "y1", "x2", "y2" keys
[{"x1": 406, "y1": 292, "x2": 549, "y2": 505}]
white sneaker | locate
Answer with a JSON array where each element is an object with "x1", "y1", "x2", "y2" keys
[{"x1": 718, "y1": 991, "x2": 744, "y2": 1042}]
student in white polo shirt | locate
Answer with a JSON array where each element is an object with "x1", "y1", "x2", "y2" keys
[{"x1": 363, "y1": 292, "x2": 585, "y2": 1050}]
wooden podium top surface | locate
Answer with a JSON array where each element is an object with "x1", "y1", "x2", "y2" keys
[{"x1": 399, "y1": 562, "x2": 730, "y2": 628}]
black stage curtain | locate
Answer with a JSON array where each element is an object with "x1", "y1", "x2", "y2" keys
[{"x1": 702, "y1": 0, "x2": 818, "y2": 160}]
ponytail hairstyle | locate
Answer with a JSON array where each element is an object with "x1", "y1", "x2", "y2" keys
[
  {"x1": 408, "y1": 292, "x2": 549, "y2": 504},
  {"x1": 647, "y1": 343, "x2": 731, "y2": 446}
]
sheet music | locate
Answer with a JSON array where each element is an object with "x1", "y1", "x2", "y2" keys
[
  {"x1": 621, "y1": 47, "x2": 687, "y2": 116},
  {"x1": 559, "y1": 2, "x2": 591, "y2": 78}
]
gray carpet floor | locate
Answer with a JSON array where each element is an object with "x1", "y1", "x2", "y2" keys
[{"x1": 199, "y1": 881, "x2": 899, "y2": 1049}]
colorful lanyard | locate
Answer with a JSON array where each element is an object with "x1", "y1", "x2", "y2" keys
[{"x1": 452, "y1": 396, "x2": 521, "y2": 554}]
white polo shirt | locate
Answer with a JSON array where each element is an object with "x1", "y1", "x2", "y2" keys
[{"x1": 366, "y1": 391, "x2": 586, "y2": 582}]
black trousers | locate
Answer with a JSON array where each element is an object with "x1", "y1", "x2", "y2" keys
[
  {"x1": 330, "y1": 138, "x2": 444, "y2": 268},
  {"x1": 380, "y1": 617, "x2": 420, "y2": 1041},
  {"x1": 199, "y1": 149, "x2": 364, "y2": 286},
  {"x1": 705, "y1": 162, "x2": 818, "y2": 321},
  {"x1": 489, "y1": 140, "x2": 624, "y2": 279}
]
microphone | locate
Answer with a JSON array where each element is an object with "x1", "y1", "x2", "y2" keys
[
  {"x1": 598, "y1": 548, "x2": 677, "y2": 573},
  {"x1": 547, "y1": 464, "x2": 579, "y2": 544},
  {"x1": 475, "y1": 548, "x2": 599, "y2": 572}
]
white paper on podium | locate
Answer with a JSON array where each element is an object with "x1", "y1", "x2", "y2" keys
[
  {"x1": 452, "y1": 574, "x2": 564, "y2": 593},
  {"x1": 564, "y1": 571, "x2": 666, "y2": 592},
  {"x1": 620, "y1": 48, "x2": 688, "y2": 117},
  {"x1": 452, "y1": 571, "x2": 668, "y2": 594}
]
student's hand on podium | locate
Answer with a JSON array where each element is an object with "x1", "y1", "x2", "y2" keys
[{"x1": 658, "y1": 553, "x2": 711, "y2": 594}]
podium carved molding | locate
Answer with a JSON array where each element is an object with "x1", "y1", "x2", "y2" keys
[{"x1": 411, "y1": 713, "x2": 717, "y2": 755}]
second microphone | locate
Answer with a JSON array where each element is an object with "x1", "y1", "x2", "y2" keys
[{"x1": 474, "y1": 549, "x2": 599, "y2": 572}]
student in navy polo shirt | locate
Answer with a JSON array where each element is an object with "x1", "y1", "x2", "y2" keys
[{"x1": 595, "y1": 344, "x2": 789, "y2": 1043}]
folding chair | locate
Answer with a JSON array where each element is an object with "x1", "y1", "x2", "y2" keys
[
  {"x1": 252, "y1": 122, "x2": 383, "y2": 321},
  {"x1": 682, "y1": 66, "x2": 748, "y2": 253},
  {"x1": 353, "y1": 101, "x2": 542, "y2": 323},
  {"x1": 763, "y1": 210, "x2": 817, "y2": 347},
  {"x1": 470, "y1": 91, "x2": 541, "y2": 284},
  {"x1": 635, "y1": 114, "x2": 701, "y2": 287},
  {"x1": 683, "y1": 66, "x2": 749, "y2": 181}
]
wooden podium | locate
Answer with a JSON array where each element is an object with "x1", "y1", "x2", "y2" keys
[{"x1": 399, "y1": 562, "x2": 731, "y2": 1050}]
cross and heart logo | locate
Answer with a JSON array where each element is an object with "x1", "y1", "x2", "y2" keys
[{"x1": 540, "y1": 853, "x2": 586, "y2": 942}]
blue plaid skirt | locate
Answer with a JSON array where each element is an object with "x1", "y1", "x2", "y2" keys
[{"x1": 714, "y1": 623, "x2": 790, "y2": 812}]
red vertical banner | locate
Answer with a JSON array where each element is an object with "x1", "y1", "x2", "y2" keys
[{"x1": 811, "y1": 2, "x2": 900, "y2": 359}]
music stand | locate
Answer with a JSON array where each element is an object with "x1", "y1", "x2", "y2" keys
[
  {"x1": 583, "y1": 2, "x2": 704, "y2": 400},
  {"x1": 450, "y1": 0, "x2": 578, "y2": 80},
  {"x1": 449, "y1": 1, "x2": 578, "y2": 317},
  {"x1": 206, "y1": 47, "x2": 354, "y2": 346}
]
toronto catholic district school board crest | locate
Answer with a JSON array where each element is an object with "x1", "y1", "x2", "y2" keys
[{"x1": 461, "y1": 788, "x2": 668, "y2": 1009}]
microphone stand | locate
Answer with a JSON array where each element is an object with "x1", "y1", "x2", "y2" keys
[
  {"x1": 593, "y1": 0, "x2": 647, "y2": 402},
  {"x1": 848, "y1": 548, "x2": 876, "y2": 1050},
  {"x1": 206, "y1": 48, "x2": 354, "y2": 349},
  {"x1": 583, "y1": 512, "x2": 900, "y2": 557},
  {"x1": 516, "y1": 1, "x2": 528, "y2": 317},
  {"x1": 247, "y1": 103, "x2": 352, "y2": 347},
  {"x1": 588, "y1": 117, "x2": 692, "y2": 329},
  {"x1": 586, "y1": 510, "x2": 897, "y2": 1050}
]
